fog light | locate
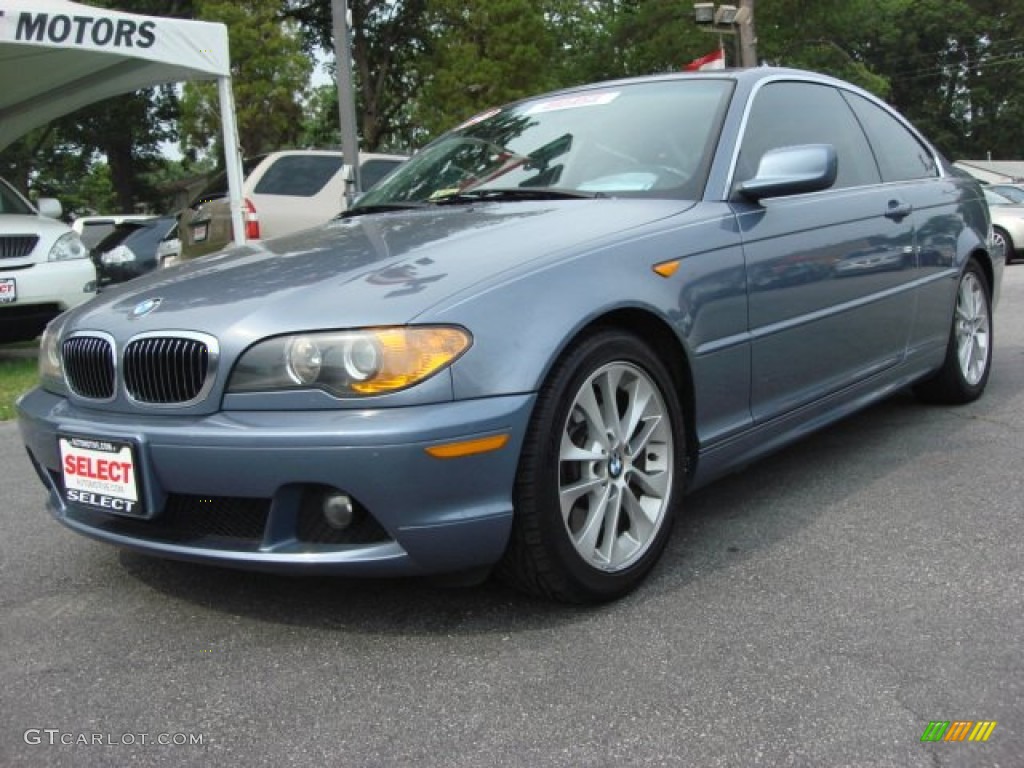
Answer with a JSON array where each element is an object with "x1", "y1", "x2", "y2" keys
[{"x1": 323, "y1": 492, "x2": 354, "y2": 530}]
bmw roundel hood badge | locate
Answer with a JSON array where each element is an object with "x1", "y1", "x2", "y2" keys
[{"x1": 132, "y1": 297, "x2": 162, "y2": 317}]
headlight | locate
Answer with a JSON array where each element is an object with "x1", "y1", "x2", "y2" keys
[
  {"x1": 228, "y1": 326, "x2": 472, "y2": 397},
  {"x1": 47, "y1": 232, "x2": 88, "y2": 261},
  {"x1": 38, "y1": 321, "x2": 66, "y2": 393}
]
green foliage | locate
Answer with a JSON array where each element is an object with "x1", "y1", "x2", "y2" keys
[
  {"x1": 2, "y1": 0, "x2": 1023, "y2": 212},
  {"x1": 410, "y1": 0, "x2": 559, "y2": 139},
  {"x1": 284, "y1": 0, "x2": 433, "y2": 149},
  {"x1": 299, "y1": 83, "x2": 342, "y2": 149},
  {"x1": 870, "y1": 0, "x2": 1024, "y2": 159},
  {"x1": 181, "y1": 0, "x2": 312, "y2": 161},
  {"x1": 758, "y1": 0, "x2": 1024, "y2": 159},
  {"x1": 0, "y1": 354, "x2": 38, "y2": 422}
]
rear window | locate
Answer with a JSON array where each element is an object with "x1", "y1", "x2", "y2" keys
[
  {"x1": 360, "y1": 159, "x2": 403, "y2": 191},
  {"x1": 189, "y1": 155, "x2": 266, "y2": 208},
  {"x1": 93, "y1": 222, "x2": 149, "y2": 253},
  {"x1": 78, "y1": 221, "x2": 117, "y2": 249},
  {"x1": 94, "y1": 219, "x2": 175, "y2": 255},
  {"x1": 253, "y1": 155, "x2": 344, "y2": 197}
]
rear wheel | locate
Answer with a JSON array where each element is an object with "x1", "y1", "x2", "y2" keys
[
  {"x1": 498, "y1": 329, "x2": 686, "y2": 603},
  {"x1": 913, "y1": 259, "x2": 993, "y2": 404}
]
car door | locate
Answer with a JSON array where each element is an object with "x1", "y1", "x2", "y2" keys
[
  {"x1": 731, "y1": 80, "x2": 919, "y2": 423},
  {"x1": 840, "y1": 91, "x2": 954, "y2": 361}
]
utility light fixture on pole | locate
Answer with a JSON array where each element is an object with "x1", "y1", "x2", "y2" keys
[{"x1": 693, "y1": 1, "x2": 757, "y2": 68}]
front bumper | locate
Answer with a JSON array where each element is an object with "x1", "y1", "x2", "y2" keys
[
  {"x1": 0, "y1": 259, "x2": 96, "y2": 342},
  {"x1": 17, "y1": 388, "x2": 535, "y2": 576}
]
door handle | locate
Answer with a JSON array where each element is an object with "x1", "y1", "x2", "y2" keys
[{"x1": 885, "y1": 199, "x2": 913, "y2": 221}]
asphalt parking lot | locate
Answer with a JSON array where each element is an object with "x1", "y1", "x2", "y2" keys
[{"x1": 2, "y1": 267, "x2": 1022, "y2": 768}]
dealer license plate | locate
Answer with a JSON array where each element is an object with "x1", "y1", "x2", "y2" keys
[
  {"x1": 59, "y1": 436, "x2": 143, "y2": 516},
  {"x1": 192, "y1": 222, "x2": 208, "y2": 242},
  {"x1": 0, "y1": 277, "x2": 15, "y2": 304}
]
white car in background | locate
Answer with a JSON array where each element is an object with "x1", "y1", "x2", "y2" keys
[
  {"x1": 984, "y1": 188, "x2": 1024, "y2": 264},
  {"x1": 0, "y1": 176, "x2": 96, "y2": 343},
  {"x1": 71, "y1": 213, "x2": 156, "y2": 251}
]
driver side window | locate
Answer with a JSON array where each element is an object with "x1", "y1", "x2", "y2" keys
[{"x1": 736, "y1": 82, "x2": 880, "y2": 190}]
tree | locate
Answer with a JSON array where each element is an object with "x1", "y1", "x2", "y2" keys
[
  {"x1": 284, "y1": 0, "x2": 431, "y2": 150},
  {"x1": 409, "y1": 0, "x2": 560, "y2": 139},
  {"x1": 180, "y1": 0, "x2": 312, "y2": 161},
  {"x1": 869, "y1": 0, "x2": 1024, "y2": 159}
]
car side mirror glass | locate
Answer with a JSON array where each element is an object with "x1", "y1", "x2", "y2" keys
[
  {"x1": 738, "y1": 144, "x2": 838, "y2": 202},
  {"x1": 37, "y1": 197, "x2": 63, "y2": 219}
]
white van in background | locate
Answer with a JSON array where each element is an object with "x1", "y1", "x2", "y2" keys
[{"x1": 179, "y1": 150, "x2": 407, "y2": 260}]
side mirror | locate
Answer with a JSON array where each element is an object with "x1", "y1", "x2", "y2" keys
[
  {"x1": 738, "y1": 144, "x2": 838, "y2": 202},
  {"x1": 37, "y1": 197, "x2": 63, "y2": 219}
]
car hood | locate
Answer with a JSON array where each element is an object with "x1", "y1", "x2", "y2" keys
[{"x1": 69, "y1": 199, "x2": 694, "y2": 345}]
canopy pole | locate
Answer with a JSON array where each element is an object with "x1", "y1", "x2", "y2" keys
[{"x1": 217, "y1": 76, "x2": 245, "y2": 246}]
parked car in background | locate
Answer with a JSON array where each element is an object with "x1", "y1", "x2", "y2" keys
[
  {"x1": 984, "y1": 188, "x2": 1024, "y2": 264},
  {"x1": 0, "y1": 176, "x2": 94, "y2": 343},
  {"x1": 18, "y1": 69, "x2": 1002, "y2": 603},
  {"x1": 986, "y1": 183, "x2": 1024, "y2": 204},
  {"x1": 179, "y1": 150, "x2": 407, "y2": 259},
  {"x1": 155, "y1": 218, "x2": 181, "y2": 266},
  {"x1": 91, "y1": 215, "x2": 180, "y2": 287},
  {"x1": 72, "y1": 214, "x2": 157, "y2": 251}
]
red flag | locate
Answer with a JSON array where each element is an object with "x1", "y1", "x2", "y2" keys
[{"x1": 684, "y1": 48, "x2": 726, "y2": 71}]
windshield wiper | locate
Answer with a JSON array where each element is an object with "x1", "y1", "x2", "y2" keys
[
  {"x1": 431, "y1": 188, "x2": 604, "y2": 205},
  {"x1": 337, "y1": 202, "x2": 429, "y2": 219}
]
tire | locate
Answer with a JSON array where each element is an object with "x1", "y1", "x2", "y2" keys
[
  {"x1": 497, "y1": 329, "x2": 686, "y2": 603},
  {"x1": 913, "y1": 259, "x2": 993, "y2": 404},
  {"x1": 992, "y1": 226, "x2": 1014, "y2": 265}
]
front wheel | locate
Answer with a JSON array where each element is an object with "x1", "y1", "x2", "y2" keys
[
  {"x1": 914, "y1": 260, "x2": 993, "y2": 404},
  {"x1": 498, "y1": 329, "x2": 686, "y2": 603},
  {"x1": 992, "y1": 226, "x2": 1014, "y2": 265}
]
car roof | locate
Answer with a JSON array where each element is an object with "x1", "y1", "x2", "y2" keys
[{"x1": 495, "y1": 66, "x2": 869, "y2": 111}]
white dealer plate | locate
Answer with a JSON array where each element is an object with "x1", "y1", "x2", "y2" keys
[
  {"x1": 0, "y1": 277, "x2": 15, "y2": 304},
  {"x1": 59, "y1": 436, "x2": 143, "y2": 516}
]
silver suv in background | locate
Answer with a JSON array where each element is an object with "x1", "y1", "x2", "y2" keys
[
  {"x1": 179, "y1": 150, "x2": 406, "y2": 260},
  {"x1": 0, "y1": 176, "x2": 95, "y2": 343}
]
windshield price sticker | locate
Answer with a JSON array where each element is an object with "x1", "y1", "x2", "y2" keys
[
  {"x1": 0, "y1": 278, "x2": 15, "y2": 303},
  {"x1": 60, "y1": 436, "x2": 142, "y2": 515},
  {"x1": 524, "y1": 91, "x2": 620, "y2": 115}
]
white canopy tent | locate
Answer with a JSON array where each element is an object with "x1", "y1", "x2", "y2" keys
[{"x1": 0, "y1": 0, "x2": 245, "y2": 244}]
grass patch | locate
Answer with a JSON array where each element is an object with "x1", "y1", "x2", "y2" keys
[{"x1": 0, "y1": 356, "x2": 38, "y2": 421}]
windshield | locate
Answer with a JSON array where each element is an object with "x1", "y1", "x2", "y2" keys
[
  {"x1": 355, "y1": 79, "x2": 734, "y2": 209},
  {"x1": 0, "y1": 178, "x2": 34, "y2": 215}
]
